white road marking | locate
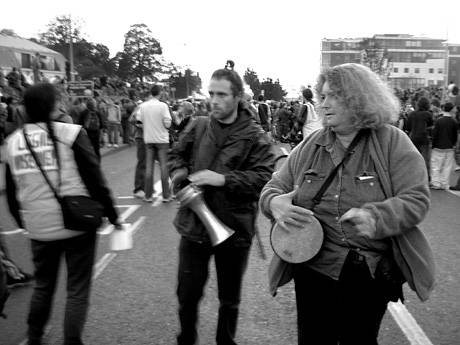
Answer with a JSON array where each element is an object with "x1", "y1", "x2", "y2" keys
[
  {"x1": 93, "y1": 216, "x2": 145, "y2": 279},
  {"x1": 118, "y1": 196, "x2": 135, "y2": 199},
  {"x1": 447, "y1": 190, "x2": 460, "y2": 197},
  {"x1": 388, "y1": 301, "x2": 434, "y2": 345},
  {"x1": 280, "y1": 147, "x2": 290, "y2": 156}
]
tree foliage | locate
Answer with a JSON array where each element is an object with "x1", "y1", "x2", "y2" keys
[
  {"x1": 243, "y1": 68, "x2": 261, "y2": 97},
  {"x1": 120, "y1": 24, "x2": 164, "y2": 82},
  {"x1": 168, "y1": 69, "x2": 202, "y2": 99},
  {"x1": 39, "y1": 15, "x2": 83, "y2": 48},
  {"x1": 38, "y1": 15, "x2": 115, "y2": 79},
  {"x1": 0, "y1": 28, "x2": 18, "y2": 36},
  {"x1": 261, "y1": 78, "x2": 287, "y2": 101},
  {"x1": 244, "y1": 68, "x2": 286, "y2": 101}
]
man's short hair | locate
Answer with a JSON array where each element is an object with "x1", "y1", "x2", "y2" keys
[
  {"x1": 151, "y1": 84, "x2": 161, "y2": 97},
  {"x1": 302, "y1": 88, "x2": 313, "y2": 101},
  {"x1": 258, "y1": 95, "x2": 264, "y2": 102},
  {"x1": 443, "y1": 102, "x2": 454, "y2": 112},
  {"x1": 211, "y1": 69, "x2": 243, "y2": 97}
]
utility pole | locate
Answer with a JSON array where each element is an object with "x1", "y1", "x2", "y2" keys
[{"x1": 68, "y1": 15, "x2": 75, "y2": 82}]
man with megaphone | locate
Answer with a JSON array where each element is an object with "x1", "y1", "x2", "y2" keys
[{"x1": 168, "y1": 62, "x2": 275, "y2": 345}]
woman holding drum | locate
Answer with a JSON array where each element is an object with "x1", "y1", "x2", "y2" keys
[{"x1": 260, "y1": 63, "x2": 435, "y2": 345}]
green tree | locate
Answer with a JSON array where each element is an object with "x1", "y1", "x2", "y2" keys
[
  {"x1": 39, "y1": 15, "x2": 83, "y2": 51},
  {"x1": 243, "y1": 68, "x2": 261, "y2": 97},
  {"x1": 260, "y1": 78, "x2": 287, "y2": 101},
  {"x1": 38, "y1": 15, "x2": 115, "y2": 79},
  {"x1": 0, "y1": 28, "x2": 18, "y2": 36},
  {"x1": 121, "y1": 24, "x2": 163, "y2": 82}
]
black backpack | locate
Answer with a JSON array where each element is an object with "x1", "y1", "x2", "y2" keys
[{"x1": 84, "y1": 110, "x2": 100, "y2": 131}]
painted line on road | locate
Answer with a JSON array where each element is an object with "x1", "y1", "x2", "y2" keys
[
  {"x1": 388, "y1": 301, "x2": 434, "y2": 345},
  {"x1": 447, "y1": 190, "x2": 460, "y2": 197},
  {"x1": 118, "y1": 196, "x2": 135, "y2": 199},
  {"x1": 280, "y1": 147, "x2": 289, "y2": 156},
  {"x1": 93, "y1": 216, "x2": 145, "y2": 279}
]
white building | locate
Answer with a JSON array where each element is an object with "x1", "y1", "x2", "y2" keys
[{"x1": 321, "y1": 34, "x2": 455, "y2": 89}]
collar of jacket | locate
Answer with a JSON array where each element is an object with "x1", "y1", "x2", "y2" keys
[{"x1": 208, "y1": 105, "x2": 260, "y2": 142}]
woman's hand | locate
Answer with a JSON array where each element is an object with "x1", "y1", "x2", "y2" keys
[
  {"x1": 270, "y1": 188, "x2": 315, "y2": 230},
  {"x1": 339, "y1": 208, "x2": 376, "y2": 238}
]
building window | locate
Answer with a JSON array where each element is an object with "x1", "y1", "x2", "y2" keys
[
  {"x1": 21, "y1": 53, "x2": 31, "y2": 68},
  {"x1": 429, "y1": 68, "x2": 434, "y2": 73},
  {"x1": 438, "y1": 68, "x2": 443, "y2": 74},
  {"x1": 404, "y1": 68, "x2": 409, "y2": 73},
  {"x1": 405, "y1": 40, "x2": 422, "y2": 47},
  {"x1": 393, "y1": 67, "x2": 399, "y2": 73},
  {"x1": 415, "y1": 68, "x2": 420, "y2": 73}
]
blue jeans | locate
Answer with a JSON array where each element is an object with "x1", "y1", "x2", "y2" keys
[
  {"x1": 107, "y1": 122, "x2": 120, "y2": 145},
  {"x1": 144, "y1": 143, "x2": 170, "y2": 199},
  {"x1": 28, "y1": 233, "x2": 97, "y2": 345},
  {"x1": 177, "y1": 237, "x2": 250, "y2": 345}
]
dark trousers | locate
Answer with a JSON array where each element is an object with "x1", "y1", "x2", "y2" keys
[
  {"x1": 293, "y1": 252, "x2": 390, "y2": 345},
  {"x1": 134, "y1": 138, "x2": 146, "y2": 193},
  {"x1": 177, "y1": 237, "x2": 250, "y2": 345},
  {"x1": 28, "y1": 233, "x2": 97, "y2": 345},
  {"x1": 86, "y1": 130, "x2": 101, "y2": 162}
]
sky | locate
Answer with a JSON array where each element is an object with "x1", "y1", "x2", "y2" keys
[{"x1": 2, "y1": 0, "x2": 459, "y2": 96}]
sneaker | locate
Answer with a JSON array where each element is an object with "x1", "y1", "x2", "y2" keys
[
  {"x1": 133, "y1": 190, "x2": 145, "y2": 199},
  {"x1": 142, "y1": 196, "x2": 155, "y2": 203},
  {"x1": 113, "y1": 144, "x2": 119, "y2": 148},
  {"x1": 455, "y1": 166, "x2": 460, "y2": 172},
  {"x1": 450, "y1": 186, "x2": 460, "y2": 191},
  {"x1": 7, "y1": 272, "x2": 34, "y2": 288},
  {"x1": 162, "y1": 196, "x2": 174, "y2": 203},
  {"x1": 107, "y1": 144, "x2": 113, "y2": 148}
]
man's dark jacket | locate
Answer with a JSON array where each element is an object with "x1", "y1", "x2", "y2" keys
[{"x1": 168, "y1": 105, "x2": 275, "y2": 245}]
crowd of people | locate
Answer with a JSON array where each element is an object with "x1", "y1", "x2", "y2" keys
[{"x1": 0, "y1": 61, "x2": 457, "y2": 344}]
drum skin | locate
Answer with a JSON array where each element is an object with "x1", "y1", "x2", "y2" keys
[{"x1": 270, "y1": 216, "x2": 324, "y2": 263}]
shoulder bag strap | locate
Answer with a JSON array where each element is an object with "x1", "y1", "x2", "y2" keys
[
  {"x1": 23, "y1": 128, "x2": 61, "y2": 201},
  {"x1": 311, "y1": 128, "x2": 370, "y2": 207}
]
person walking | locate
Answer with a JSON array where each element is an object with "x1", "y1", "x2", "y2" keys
[
  {"x1": 78, "y1": 99, "x2": 105, "y2": 161},
  {"x1": 130, "y1": 100, "x2": 146, "y2": 199},
  {"x1": 405, "y1": 97, "x2": 434, "y2": 174},
  {"x1": 106, "y1": 99, "x2": 121, "y2": 148},
  {"x1": 138, "y1": 85, "x2": 172, "y2": 203},
  {"x1": 260, "y1": 63, "x2": 434, "y2": 345},
  {"x1": 168, "y1": 65, "x2": 274, "y2": 345},
  {"x1": 430, "y1": 102, "x2": 458, "y2": 190},
  {"x1": 296, "y1": 87, "x2": 322, "y2": 139},
  {"x1": 3, "y1": 83, "x2": 122, "y2": 345}
]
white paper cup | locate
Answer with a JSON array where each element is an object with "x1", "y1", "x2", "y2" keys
[{"x1": 110, "y1": 224, "x2": 133, "y2": 251}]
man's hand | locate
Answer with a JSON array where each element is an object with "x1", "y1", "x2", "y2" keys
[
  {"x1": 270, "y1": 188, "x2": 314, "y2": 230},
  {"x1": 188, "y1": 169, "x2": 225, "y2": 187},
  {"x1": 339, "y1": 208, "x2": 376, "y2": 238},
  {"x1": 171, "y1": 168, "x2": 189, "y2": 193}
]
